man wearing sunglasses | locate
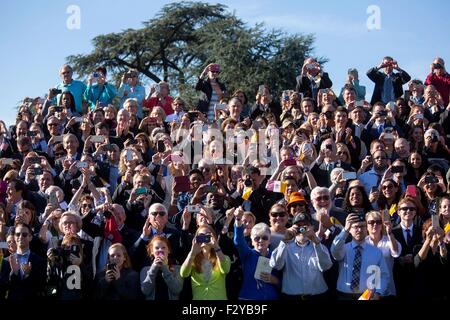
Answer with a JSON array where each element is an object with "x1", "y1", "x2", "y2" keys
[
  {"x1": 270, "y1": 212, "x2": 332, "y2": 300},
  {"x1": 129, "y1": 203, "x2": 181, "y2": 269},
  {"x1": 7, "y1": 223, "x2": 46, "y2": 300}
]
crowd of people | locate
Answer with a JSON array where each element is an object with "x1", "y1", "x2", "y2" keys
[{"x1": 0, "y1": 55, "x2": 449, "y2": 301}]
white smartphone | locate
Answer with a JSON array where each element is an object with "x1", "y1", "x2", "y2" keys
[
  {"x1": 342, "y1": 171, "x2": 357, "y2": 180},
  {"x1": 254, "y1": 256, "x2": 272, "y2": 281},
  {"x1": 215, "y1": 103, "x2": 227, "y2": 111},
  {"x1": 415, "y1": 114, "x2": 424, "y2": 120},
  {"x1": 432, "y1": 214, "x2": 440, "y2": 229},
  {"x1": 187, "y1": 205, "x2": 200, "y2": 213},
  {"x1": 76, "y1": 161, "x2": 88, "y2": 169},
  {"x1": 355, "y1": 100, "x2": 365, "y2": 107},
  {"x1": 91, "y1": 135, "x2": 105, "y2": 143},
  {"x1": 388, "y1": 101, "x2": 395, "y2": 111}
]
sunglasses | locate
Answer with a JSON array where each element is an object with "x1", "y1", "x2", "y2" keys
[
  {"x1": 270, "y1": 211, "x2": 287, "y2": 218},
  {"x1": 150, "y1": 211, "x2": 166, "y2": 217},
  {"x1": 81, "y1": 204, "x2": 93, "y2": 209},
  {"x1": 382, "y1": 184, "x2": 394, "y2": 190},
  {"x1": 14, "y1": 232, "x2": 29, "y2": 238},
  {"x1": 399, "y1": 207, "x2": 416, "y2": 212},
  {"x1": 315, "y1": 195, "x2": 330, "y2": 201},
  {"x1": 337, "y1": 151, "x2": 347, "y2": 156},
  {"x1": 254, "y1": 235, "x2": 269, "y2": 242},
  {"x1": 367, "y1": 220, "x2": 382, "y2": 226},
  {"x1": 48, "y1": 123, "x2": 59, "y2": 127}
]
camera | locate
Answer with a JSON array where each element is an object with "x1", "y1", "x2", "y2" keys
[
  {"x1": 431, "y1": 134, "x2": 439, "y2": 143},
  {"x1": 33, "y1": 167, "x2": 43, "y2": 176},
  {"x1": 325, "y1": 144, "x2": 333, "y2": 151},
  {"x1": 104, "y1": 210, "x2": 113, "y2": 219},
  {"x1": 424, "y1": 175, "x2": 438, "y2": 184},
  {"x1": 433, "y1": 63, "x2": 443, "y2": 69},
  {"x1": 54, "y1": 106, "x2": 63, "y2": 113},
  {"x1": 377, "y1": 111, "x2": 388, "y2": 117},
  {"x1": 92, "y1": 72, "x2": 100, "y2": 78},
  {"x1": 297, "y1": 226, "x2": 307, "y2": 234}
]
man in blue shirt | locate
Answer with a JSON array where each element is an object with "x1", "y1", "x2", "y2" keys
[
  {"x1": 331, "y1": 213, "x2": 390, "y2": 300},
  {"x1": 359, "y1": 149, "x2": 389, "y2": 196},
  {"x1": 54, "y1": 64, "x2": 86, "y2": 114}
]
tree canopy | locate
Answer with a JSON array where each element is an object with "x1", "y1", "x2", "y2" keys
[{"x1": 67, "y1": 1, "x2": 324, "y2": 105}]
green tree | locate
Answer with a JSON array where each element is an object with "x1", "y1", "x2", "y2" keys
[{"x1": 67, "y1": 1, "x2": 324, "y2": 107}]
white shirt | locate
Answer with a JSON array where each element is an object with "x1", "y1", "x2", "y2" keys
[
  {"x1": 400, "y1": 224, "x2": 414, "y2": 244},
  {"x1": 365, "y1": 235, "x2": 402, "y2": 295}
]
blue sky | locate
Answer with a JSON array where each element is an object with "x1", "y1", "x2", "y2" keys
[{"x1": 1, "y1": 0, "x2": 449, "y2": 126}]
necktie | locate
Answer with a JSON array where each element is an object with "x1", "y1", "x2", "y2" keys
[
  {"x1": 377, "y1": 124, "x2": 384, "y2": 135},
  {"x1": 405, "y1": 229, "x2": 413, "y2": 247},
  {"x1": 351, "y1": 245, "x2": 362, "y2": 292}
]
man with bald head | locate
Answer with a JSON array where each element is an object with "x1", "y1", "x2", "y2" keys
[
  {"x1": 394, "y1": 138, "x2": 410, "y2": 161},
  {"x1": 129, "y1": 203, "x2": 181, "y2": 269}
]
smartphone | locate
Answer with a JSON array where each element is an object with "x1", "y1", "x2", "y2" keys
[
  {"x1": 126, "y1": 149, "x2": 133, "y2": 161},
  {"x1": 2, "y1": 158, "x2": 14, "y2": 166},
  {"x1": 174, "y1": 176, "x2": 190, "y2": 193},
  {"x1": 106, "y1": 263, "x2": 116, "y2": 271},
  {"x1": 170, "y1": 153, "x2": 184, "y2": 163},
  {"x1": 405, "y1": 185, "x2": 417, "y2": 198},
  {"x1": 425, "y1": 175, "x2": 438, "y2": 184},
  {"x1": 388, "y1": 101, "x2": 395, "y2": 111},
  {"x1": 51, "y1": 88, "x2": 62, "y2": 95},
  {"x1": 391, "y1": 166, "x2": 404, "y2": 173},
  {"x1": 196, "y1": 234, "x2": 211, "y2": 244},
  {"x1": 383, "y1": 209, "x2": 390, "y2": 223},
  {"x1": 53, "y1": 135, "x2": 64, "y2": 143},
  {"x1": 215, "y1": 103, "x2": 227, "y2": 111},
  {"x1": 156, "y1": 140, "x2": 165, "y2": 153},
  {"x1": 432, "y1": 214, "x2": 440, "y2": 229},
  {"x1": 92, "y1": 72, "x2": 99, "y2": 78},
  {"x1": 415, "y1": 113, "x2": 424, "y2": 120},
  {"x1": 203, "y1": 185, "x2": 217, "y2": 194},
  {"x1": 76, "y1": 161, "x2": 88, "y2": 169},
  {"x1": 49, "y1": 192, "x2": 59, "y2": 208},
  {"x1": 282, "y1": 90, "x2": 290, "y2": 101},
  {"x1": 91, "y1": 135, "x2": 105, "y2": 143},
  {"x1": 54, "y1": 106, "x2": 63, "y2": 112},
  {"x1": 187, "y1": 205, "x2": 200, "y2": 213},
  {"x1": 282, "y1": 159, "x2": 297, "y2": 167},
  {"x1": 258, "y1": 85, "x2": 266, "y2": 95},
  {"x1": 370, "y1": 186, "x2": 378, "y2": 194},
  {"x1": 135, "y1": 187, "x2": 148, "y2": 195},
  {"x1": 404, "y1": 90, "x2": 411, "y2": 102},
  {"x1": 355, "y1": 100, "x2": 365, "y2": 107},
  {"x1": 342, "y1": 171, "x2": 357, "y2": 180}
]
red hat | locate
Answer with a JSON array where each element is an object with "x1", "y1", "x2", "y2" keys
[{"x1": 209, "y1": 64, "x2": 221, "y2": 72}]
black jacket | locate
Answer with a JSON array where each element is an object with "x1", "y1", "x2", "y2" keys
[
  {"x1": 195, "y1": 77, "x2": 226, "y2": 113},
  {"x1": 366, "y1": 67, "x2": 411, "y2": 105},
  {"x1": 295, "y1": 73, "x2": 333, "y2": 99}
]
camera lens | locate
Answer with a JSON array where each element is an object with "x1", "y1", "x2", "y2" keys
[{"x1": 244, "y1": 178, "x2": 252, "y2": 187}]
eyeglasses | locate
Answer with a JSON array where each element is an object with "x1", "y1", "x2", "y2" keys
[
  {"x1": 81, "y1": 203, "x2": 93, "y2": 209},
  {"x1": 150, "y1": 211, "x2": 166, "y2": 217},
  {"x1": 253, "y1": 235, "x2": 269, "y2": 242},
  {"x1": 367, "y1": 220, "x2": 382, "y2": 226},
  {"x1": 315, "y1": 195, "x2": 330, "y2": 201},
  {"x1": 382, "y1": 184, "x2": 394, "y2": 190},
  {"x1": 270, "y1": 211, "x2": 287, "y2": 218},
  {"x1": 399, "y1": 207, "x2": 416, "y2": 212},
  {"x1": 14, "y1": 232, "x2": 29, "y2": 238}
]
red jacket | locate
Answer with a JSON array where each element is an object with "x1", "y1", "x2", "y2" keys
[
  {"x1": 143, "y1": 96, "x2": 174, "y2": 116},
  {"x1": 425, "y1": 72, "x2": 450, "y2": 106}
]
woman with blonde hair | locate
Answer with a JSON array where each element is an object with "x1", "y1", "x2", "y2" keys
[
  {"x1": 180, "y1": 224, "x2": 230, "y2": 300},
  {"x1": 365, "y1": 210, "x2": 401, "y2": 296},
  {"x1": 95, "y1": 243, "x2": 141, "y2": 300}
]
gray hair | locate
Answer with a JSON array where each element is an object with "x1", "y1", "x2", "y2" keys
[
  {"x1": 148, "y1": 203, "x2": 167, "y2": 215},
  {"x1": 251, "y1": 223, "x2": 271, "y2": 239},
  {"x1": 311, "y1": 186, "x2": 330, "y2": 200}
]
